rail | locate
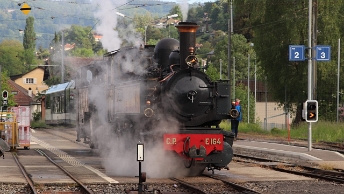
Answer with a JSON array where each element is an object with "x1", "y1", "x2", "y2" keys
[
  {"x1": 12, "y1": 152, "x2": 38, "y2": 194},
  {"x1": 36, "y1": 149, "x2": 94, "y2": 194}
]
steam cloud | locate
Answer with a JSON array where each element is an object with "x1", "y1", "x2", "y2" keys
[
  {"x1": 87, "y1": 0, "x2": 186, "y2": 178},
  {"x1": 92, "y1": 0, "x2": 121, "y2": 51}
]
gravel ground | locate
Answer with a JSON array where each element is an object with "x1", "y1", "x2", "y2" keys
[
  {"x1": 0, "y1": 183, "x2": 30, "y2": 194},
  {"x1": 2, "y1": 134, "x2": 344, "y2": 194},
  {"x1": 2, "y1": 181, "x2": 342, "y2": 194},
  {"x1": 234, "y1": 134, "x2": 344, "y2": 194},
  {"x1": 243, "y1": 180, "x2": 344, "y2": 194}
]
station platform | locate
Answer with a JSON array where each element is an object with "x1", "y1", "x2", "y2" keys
[{"x1": 233, "y1": 140, "x2": 344, "y2": 169}]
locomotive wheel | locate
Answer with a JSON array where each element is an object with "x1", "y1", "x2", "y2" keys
[
  {"x1": 183, "y1": 158, "x2": 193, "y2": 168},
  {"x1": 186, "y1": 163, "x2": 207, "y2": 176},
  {"x1": 182, "y1": 158, "x2": 207, "y2": 176}
]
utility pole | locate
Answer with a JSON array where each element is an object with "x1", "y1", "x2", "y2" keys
[
  {"x1": 228, "y1": 0, "x2": 233, "y2": 100},
  {"x1": 0, "y1": 65, "x2": 2, "y2": 102},
  {"x1": 312, "y1": 0, "x2": 318, "y2": 99},
  {"x1": 307, "y1": 0, "x2": 313, "y2": 151},
  {"x1": 144, "y1": 26, "x2": 147, "y2": 45},
  {"x1": 220, "y1": 59, "x2": 222, "y2": 79},
  {"x1": 248, "y1": 54, "x2": 250, "y2": 123},
  {"x1": 61, "y1": 31, "x2": 64, "y2": 84},
  {"x1": 0, "y1": 65, "x2": 2, "y2": 93}
]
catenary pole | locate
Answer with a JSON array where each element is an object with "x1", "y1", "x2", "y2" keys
[
  {"x1": 61, "y1": 31, "x2": 64, "y2": 84},
  {"x1": 307, "y1": 0, "x2": 313, "y2": 151},
  {"x1": 337, "y1": 39, "x2": 340, "y2": 123}
]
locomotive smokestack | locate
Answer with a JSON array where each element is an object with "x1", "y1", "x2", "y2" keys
[{"x1": 175, "y1": 22, "x2": 199, "y2": 70}]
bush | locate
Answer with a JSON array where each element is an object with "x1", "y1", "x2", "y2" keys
[
  {"x1": 270, "y1": 128, "x2": 285, "y2": 136},
  {"x1": 32, "y1": 111, "x2": 41, "y2": 121},
  {"x1": 31, "y1": 120, "x2": 49, "y2": 128}
]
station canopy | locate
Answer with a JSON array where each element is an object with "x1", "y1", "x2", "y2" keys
[{"x1": 44, "y1": 80, "x2": 75, "y2": 95}]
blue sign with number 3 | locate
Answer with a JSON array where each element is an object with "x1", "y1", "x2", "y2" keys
[{"x1": 315, "y1": 45, "x2": 331, "y2": 61}]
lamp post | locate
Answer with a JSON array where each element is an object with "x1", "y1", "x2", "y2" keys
[
  {"x1": 167, "y1": 14, "x2": 178, "y2": 38},
  {"x1": 248, "y1": 43, "x2": 254, "y2": 123},
  {"x1": 220, "y1": 59, "x2": 222, "y2": 79},
  {"x1": 254, "y1": 57, "x2": 257, "y2": 123},
  {"x1": 61, "y1": 30, "x2": 64, "y2": 84},
  {"x1": 144, "y1": 26, "x2": 147, "y2": 45},
  {"x1": 248, "y1": 54, "x2": 250, "y2": 123}
]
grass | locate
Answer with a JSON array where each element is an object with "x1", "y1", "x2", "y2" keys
[
  {"x1": 318, "y1": 163, "x2": 335, "y2": 171},
  {"x1": 30, "y1": 119, "x2": 344, "y2": 143},
  {"x1": 30, "y1": 120, "x2": 51, "y2": 129},
  {"x1": 220, "y1": 120, "x2": 344, "y2": 143}
]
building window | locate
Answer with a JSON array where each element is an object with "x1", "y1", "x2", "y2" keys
[
  {"x1": 23, "y1": 78, "x2": 37, "y2": 84},
  {"x1": 26, "y1": 78, "x2": 34, "y2": 84}
]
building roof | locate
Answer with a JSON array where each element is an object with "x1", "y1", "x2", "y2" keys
[
  {"x1": 9, "y1": 66, "x2": 45, "y2": 81},
  {"x1": 7, "y1": 80, "x2": 35, "y2": 106},
  {"x1": 45, "y1": 80, "x2": 75, "y2": 95}
]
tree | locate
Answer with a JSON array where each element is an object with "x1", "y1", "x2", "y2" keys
[
  {"x1": 0, "y1": 40, "x2": 26, "y2": 75},
  {"x1": 247, "y1": 0, "x2": 344, "y2": 122},
  {"x1": 250, "y1": 0, "x2": 309, "y2": 122},
  {"x1": 0, "y1": 73, "x2": 15, "y2": 107},
  {"x1": 212, "y1": 32, "x2": 255, "y2": 81},
  {"x1": 23, "y1": 16, "x2": 36, "y2": 68}
]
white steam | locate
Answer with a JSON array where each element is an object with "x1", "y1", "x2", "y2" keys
[
  {"x1": 177, "y1": 0, "x2": 189, "y2": 21},
  {"x1": 92, "y1": 0, "x2": 142, "y2": 51},
  {"x1": 86, "y1": 0, "x2": 185, "y2": 179},
  {"x1": 92, "y1": 0, "x2": 121, "y2": 51}
]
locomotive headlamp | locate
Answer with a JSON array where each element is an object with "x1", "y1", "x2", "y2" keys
[
  {"x1": 229, "y1": 109, "x2": 239, "y2": 119},
  {"x1": 144, "y1": 108, "x2": 154, "y2": 117},
  {"x1": 185, "y1": 55, "x2": 198, "y2": 68}
]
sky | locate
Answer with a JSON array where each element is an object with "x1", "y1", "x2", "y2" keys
[{"x1": 165, "y1": 0, "x2": 217, "y2": 3}]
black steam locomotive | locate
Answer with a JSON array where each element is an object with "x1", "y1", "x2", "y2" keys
[{"x1": 75, "y1": 22, "x2": 237, "y2": 175}]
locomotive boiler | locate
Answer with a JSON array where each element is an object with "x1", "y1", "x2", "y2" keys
[{"x1": 75, "y1": 22, "x2": 237, "y2": 175}]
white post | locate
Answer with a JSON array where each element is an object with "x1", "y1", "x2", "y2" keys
[
  {"x1": 220, "y1": 59, "x2": 222, "y2": 79},
  {"x1": 254, "y1": 58, "x2": 256, "y2": 123},
  {"x1": 145, "y1": 26, "x2": 147, "y2": 45},
  {"x1": 248, "y1": 54, "x2": 250, "y2": 123},
  {"x1": 337, "y1": 38, "x2": 340, "y2": 123},
  {"x1": 232, "y1": 57, "x2": 235, "y2": 100},
  {"x1": 61, "y1": 31, "x2": 64, "y2": 84},
  {"x1": 307, "y1": 0, "x2": 313, "y2": 151}
]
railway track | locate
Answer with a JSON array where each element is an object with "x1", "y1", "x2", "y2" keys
[
  {"x1": 12, "y1": 148, "x2": 93, "y2": 194},
  {"x1": 202, "y1": 174, "x2": 262, "y2": 194},
  {"x1": 12, "y1": 152, "x2": 37, "y2": 194},
  {"x1": 36, "y1": 149, "x2": 94, "y2": 194},
  {"x1": 234, "y1": 153, "x2": 344, "y2": 184},
  {"x1": 15, "y1": 127, "x2": 338, "y2": 194},
  {"x1": 169, "y1": 175, "x2": 262, "y2": 194}
]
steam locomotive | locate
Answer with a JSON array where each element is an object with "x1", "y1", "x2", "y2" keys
[{"x1": 69, "y1": 22, "x2": 238, "y2": 175}]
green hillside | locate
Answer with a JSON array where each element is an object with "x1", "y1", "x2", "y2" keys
[{"x1": 0, "y1": 0, "x2": 177, "y2": 49}]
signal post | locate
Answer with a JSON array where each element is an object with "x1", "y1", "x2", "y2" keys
[
  {"x1": 289, "y1": 0, "x2": 331, "y2": 151},
  {"x1": 2, "y1": 90, "x2": 8, "y2": 111},
  {"x1": 305, "y1": 100, "x2": 318, "y2": 122}
]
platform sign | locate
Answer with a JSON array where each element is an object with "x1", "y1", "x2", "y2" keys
[
  {"x1": 315, "y1": 45, "x2": 331, "y2": 61},
  {"x1": 289, "y1": 45, "x2": 305, "y2": 61}
]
